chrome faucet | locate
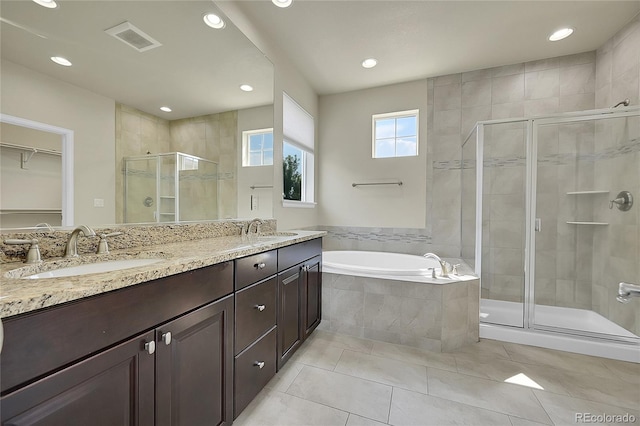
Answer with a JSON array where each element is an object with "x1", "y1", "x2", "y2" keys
[
  {"x1": 617, "y1": 282, "x2": 640, "y2": 303},
  {"x1": 64, "y1": 225, "x2": 96, "y2": 258},
  {"x1": 3, "y1": 238, "x2": 42, "y2": 264},
  {"x1": 247, "y1": 218, "x2": 264, "y2": 236},
  {"x1": 423, "y1": 252, "x2": 451, "y2": 278}
]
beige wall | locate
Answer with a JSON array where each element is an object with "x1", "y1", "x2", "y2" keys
[
  {"x1": 318, "y1": 81, "x2": 429, "y2": 228},
  {"x1": 1, "y1": 60, "x2": 116, "y2": 226},
  {"x1": 218, "y1": 1, "x2": 320, "y2": 230},
  {"x1": 237, "y1": 105, "x2": 274, "y2": 219}
]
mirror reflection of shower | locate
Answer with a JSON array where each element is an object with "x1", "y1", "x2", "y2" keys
[{"x1": 123, "y1": 152, "x2": 218, "y2": 223}]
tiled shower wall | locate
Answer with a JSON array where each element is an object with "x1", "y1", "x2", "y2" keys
[
  {"x1": 115, "y1": 105, "x2": 238, "y2": 222},
  {"x1": 592, "y1": 15, "x2": 640, "y2": 334}
]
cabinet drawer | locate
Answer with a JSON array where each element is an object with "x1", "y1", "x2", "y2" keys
[
  {"x1": 234, "y1": 327, "x2": 277, "y2": 418},
  {"x1": 235, "y1": 250, "x2": 277, "y2": 290},
  {"x1": 235, "y1": 277, "x2": 277, "y2": 354},
  {"x1": 278, "y1": 238, "x2": 322, "y2": 271}
]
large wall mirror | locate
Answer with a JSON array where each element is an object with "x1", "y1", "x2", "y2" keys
[{"x1": 0, "y1": 0, "x2": 274, "y2": 230}]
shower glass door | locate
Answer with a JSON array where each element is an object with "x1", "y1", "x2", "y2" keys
[
  {"x1": 531, "y1": 110, "x2": 640, "y2": 342},
  {"x1": 477, "y1": 120, "x2": 528, "y2": 328}
]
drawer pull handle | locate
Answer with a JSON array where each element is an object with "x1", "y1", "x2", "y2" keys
[
  {"x1": 255, "y1": 304, "x2": 266, "y2": 312},
  {"x1": 144, "y1": 340, "x2": 156, "y2": 355},
  {"x1": 161, "y1": 332, "x2": 172, "y2": 345},
  {"x1": 254, "y1": 361, "x2": 265, "y2": 369},
  {"x1": 255, "y1": 262, "x2": 266, "y2": 269}
]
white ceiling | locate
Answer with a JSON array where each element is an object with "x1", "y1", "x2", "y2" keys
[
  {"x1": 2, "y1": 0, "x2": 638, "y2": 117},
  {"x1": 236, "y1": 0, "x2": 640, "y2": 95},
  {"x1": 0, "y1": 0, "x2": 274, "y2": 120}
]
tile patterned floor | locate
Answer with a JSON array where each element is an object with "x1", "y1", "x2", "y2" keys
[{"x1": 234, "y1": 330, "x2": 640, "y2": 426}]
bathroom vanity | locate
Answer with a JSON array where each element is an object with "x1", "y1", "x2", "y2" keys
[{"x1": 0, "y1": 229, "x2": 323, "y2": 425}]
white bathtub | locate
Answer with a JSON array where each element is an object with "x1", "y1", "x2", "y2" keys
[
  {"x1": 323, "y1": 250, "x2": 444, "y2": 278},
  {"x1": 321, "y1": 250, "x2": 480, "y2": 352}
]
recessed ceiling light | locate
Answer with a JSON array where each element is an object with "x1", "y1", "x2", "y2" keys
[
  {"x1": 362, "y1": 58, "x2": 378, "y2": 69},
  {"x1": 50, "y1": 56, "x2": 71, "y2": 66},
  {"x1": 548, "y1": 27, "x2": 574, "y2": 42},
  {"x1": 240, "y1": 84, "x2": 254, "y2": 92},
  {"x1": 32, "y1": 0, "x2": 58, "y2": 9},
  {"x1": 203, "y1": 13, "x2": 225, "y2": 29},
  {"x1": 160, "y1": 106, "x2": 172, "y2": 112},
  {"x1": 272, "y1": 0, "x2": 293, "y2": 8}
]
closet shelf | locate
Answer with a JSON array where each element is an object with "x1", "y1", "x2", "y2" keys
[
  {"x1": 566, "y1": 221, "x2": 609, "y2": 226},
  {"x1": 566, "y1": 191, "x2": 610, "y2": 195}
]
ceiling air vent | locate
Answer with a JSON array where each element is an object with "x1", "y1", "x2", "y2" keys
[{"x1": 105, "y1": 21, "x2": 162, "y2": 52}]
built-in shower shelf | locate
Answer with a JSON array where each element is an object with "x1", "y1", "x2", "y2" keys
[
  {"x1": 160, "y1": 196, "x2": 175, "y2": 199},
  {"x1": 566, "y1": 191, "x2": 610, "y2": 195},
  {"x1": 566, "y1": 221, "x2": 609, "y2": 226}
]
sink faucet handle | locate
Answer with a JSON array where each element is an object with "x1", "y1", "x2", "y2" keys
[
  {"x1": 4, "y1": 238, "x2": 43, "y2": 264},
  {"x1": 452, "y1": 264, "x2": 461, "y2": 276},
  {"x1": 96, "y1": 232, "x2": 123, "y2": 254}
]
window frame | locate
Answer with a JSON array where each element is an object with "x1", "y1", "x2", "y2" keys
[
  {"x1": 282, "y1": 93, "x2": 315, "y2": 207},
  {"x1": 282, "y1": 139, "x2": 315, "y2": 206},
  {"x1": 241, "y1": 128, "x2": 274, "y2": 167},
  {"x1": 371, "y1": 109, "x2": 419, "y2": 159}
]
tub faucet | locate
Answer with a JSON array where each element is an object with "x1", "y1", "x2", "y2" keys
[
  {"x1": 64, "y1": 225, "x2": 96, "y2": 258},
  {"x1": 423, "y1": 252, "x2": 450, "y2": 278},
  {"x1": 616, "y1": 282, "x2": 640, "y2": 303}
]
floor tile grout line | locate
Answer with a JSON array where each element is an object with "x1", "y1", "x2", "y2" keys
[
  {"x1": 387, "y1": 386, "x2": 394, "y2": 425},
  {"x1": 291, "y1": 363, "x2": 396, "y2": 394},
  {"x1": 269, "y1": 387, "x2": 352, "y2": 423},
  {"x1": 530, "y1": 388, "x2": 556, "y2": 426}
]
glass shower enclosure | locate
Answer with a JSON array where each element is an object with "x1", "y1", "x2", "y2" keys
[
  {"x1": 462, "y1": 106, "x2": 639, "y2": 349},
  {"x1": 124, "y1": 152, "x2": 218, "y2": 223}
]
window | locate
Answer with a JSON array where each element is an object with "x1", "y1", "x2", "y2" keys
[
  {"x1": 242, "y1": 128, "x2": 273, "y2": 166},
  {"x1": 283, "y1": 93, "x2": 315, "y2": 206},
  {"x1": 372, "y1": 109, "x2": 419, "y2": 158}
]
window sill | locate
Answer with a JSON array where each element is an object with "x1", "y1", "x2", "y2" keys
[{"x1": 282, "y1": 200, "x2": 316, "y2": 209}]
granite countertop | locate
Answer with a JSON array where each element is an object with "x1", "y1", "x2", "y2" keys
[{"x1": 0, "y1": 230, "x2": 325, "y2": 319}]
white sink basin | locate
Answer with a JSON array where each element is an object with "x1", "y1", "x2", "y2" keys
[{"x1": 22, "y1": 258, "x2": 163, "y2": 279}]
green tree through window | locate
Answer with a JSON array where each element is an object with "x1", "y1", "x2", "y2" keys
[{"x1": 283, "y1": 154, "x2": 302, "y2": 200}]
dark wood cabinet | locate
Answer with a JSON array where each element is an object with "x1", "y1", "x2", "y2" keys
[
  {"x1": 303, "y1": 255, "x2": 322, "y2": 339},
  {"x1": 1, "y1": 263, "x2": 234, "y2": 426},
  {"x1": 1, "y1": 331, "x2": 155, "y2": 426},
  {"x1": 277, "y1": 266, "x2": 303, "y2": 369},
  {"x1": 1, "y1": 237, "x2": 322, "y2": 425},
  {"x1": 155, "y1": 295, "x2": 234, "y2": 426},
  {"x1": 234, "y1": 327, "x2": 277, "y2": 417},
  {"x1": 276, "y1": 243, "x2": 322, "y2": 370}
]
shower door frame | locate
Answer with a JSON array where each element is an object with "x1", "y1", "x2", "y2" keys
[
  {"x1": 527, "y1": 108, "x2": 640, "y2": 344},
  {"x1": 468, "y1": 105, "x2": 640, "y2": 344}
]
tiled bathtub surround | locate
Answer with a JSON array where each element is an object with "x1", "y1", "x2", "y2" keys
[
  {"x1": 0, "y1": 219, "x2": 276, "y2": 263},
  {"x1": 314, "y1": 225, "x2": 436, "y2": 255},
  {"x1": 320, "y1": 272, "x2": 480, "y2": 352}
]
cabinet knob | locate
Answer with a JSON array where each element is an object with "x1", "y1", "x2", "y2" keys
[
  {"x1": 161, "y1": 332, "x2": 172, "y2": 345},
  {"x1": 254, "y1": 361, "x2": 265, "y2": 369},
  {"x1": 255, "y1": 304, "x2": 266, "y2": 312},
  {"x1": 255, "y1": 262, "x2": 266, "y2": 269},
  {"x1": 144, "y1": 340, "x2": 156, "y2": 355}
]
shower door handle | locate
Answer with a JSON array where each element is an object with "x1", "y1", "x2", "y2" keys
[{"x1": 535, "y1": 218, "x2": 542, "y2": 232}]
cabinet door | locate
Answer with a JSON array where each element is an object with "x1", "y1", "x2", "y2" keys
[
  {"x1": 303, "y1": 255, "x2": 322, "y2": 339},
  {"x1": 1, "y1": 331, "x2": 155, "y2": 426},
  {"x1": 277, "y1": 266, "x2": 302, "y2": 369},
  {"x1": 155, "y1": 295, "x2": 234, "y2": 426}
]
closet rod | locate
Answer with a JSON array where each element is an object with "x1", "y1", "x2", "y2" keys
[{"x1": 0, "y1": 142, "x2": 62, "y2": 156}]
